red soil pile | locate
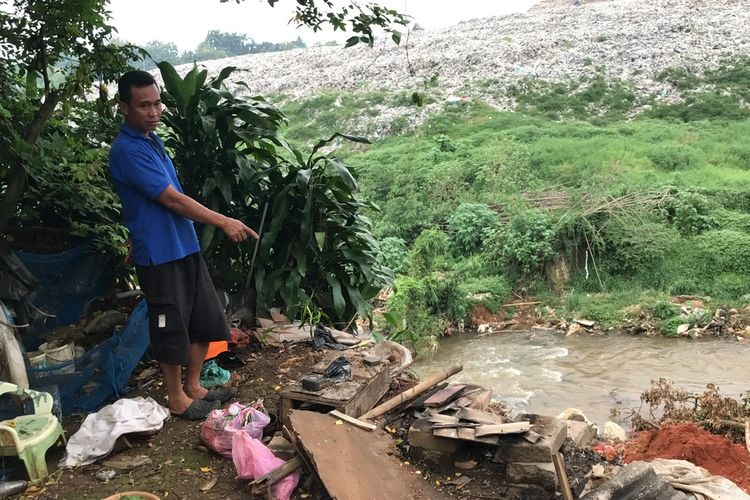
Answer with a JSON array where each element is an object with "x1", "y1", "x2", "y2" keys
[{"x1": 624, "y1": 423, "x2": 750, "y2": 492}]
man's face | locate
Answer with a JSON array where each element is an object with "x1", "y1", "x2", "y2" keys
[{"x1": 120, "y1": 83, "x2": 163, "y2": 134}]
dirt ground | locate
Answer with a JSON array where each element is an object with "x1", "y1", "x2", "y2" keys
[
  {"x1": 20, "y1": 333, "x2": 602, "y2": 500},
  {"x1": 16, "y1": 305, "x2": 746, "y2": 499},
  {"x1": 33, "y1": 340, "x2": 327, "y2": 500},
  {"x1": 624, "y1": 423, "x2": 750, "y2": 493},
  {"x1": 25, "y1": 336, "x2": 472, "y2": 500}
]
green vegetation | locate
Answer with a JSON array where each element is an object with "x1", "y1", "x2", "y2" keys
[
  {"x1": 158, "y1": 62, "x2": 393, "y2": 325},
  {"x1": 1, "y1": 0, "x2": 406, "y2": 325},
  {"x1": 274, "y1": 57, "x2": 750, "y2": 348}
]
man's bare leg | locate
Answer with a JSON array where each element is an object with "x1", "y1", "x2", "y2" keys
[
  {"x1": 161, "y1": 363, "x2": 193, "y2": 414},
  {"x1": 183, "y1": 341, "x2": 209, "y2": 400}
]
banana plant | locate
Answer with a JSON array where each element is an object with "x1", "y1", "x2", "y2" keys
[{"x1": 157, "y1": 62, "x2": 393, "y2": 326}]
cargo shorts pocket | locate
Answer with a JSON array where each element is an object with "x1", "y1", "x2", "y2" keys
[
  {"x1": 148, "y1": 296, "x2": 181, "y2": 333},
  {"x1": 146, "y1": 296, "x2": 189, "y2": 365}
]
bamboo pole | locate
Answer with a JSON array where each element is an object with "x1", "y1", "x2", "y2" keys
[
  {"x1": 250, "y1": 456, "x2": 302, "y2": 487},
  {"x1": 552, "y1": 452, "x2": 574, "y2": 500},
  {"x1": 360, "y1": 363, "x2": 463, "y2": 420}
]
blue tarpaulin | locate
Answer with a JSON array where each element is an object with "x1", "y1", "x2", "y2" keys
[{"x1": 27, "y1": 300, "x2": 150, "y2": 415}]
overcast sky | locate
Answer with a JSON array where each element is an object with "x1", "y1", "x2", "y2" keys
[{"x1": 109, "y1": 0, "x2": 538, "y2": 51}]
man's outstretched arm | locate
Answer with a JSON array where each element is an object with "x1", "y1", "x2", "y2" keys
[{"x1": 156, "y1": 185, "x2": 258, "y2": 242}]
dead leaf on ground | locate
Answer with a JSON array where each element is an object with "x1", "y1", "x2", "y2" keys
[{"x1": 200, "y1": 477, "x2": 218, "y2": 492}]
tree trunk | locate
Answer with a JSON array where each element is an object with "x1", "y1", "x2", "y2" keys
[{"x1": 0, "y1": 92, "x2": 60, "y2": 231}]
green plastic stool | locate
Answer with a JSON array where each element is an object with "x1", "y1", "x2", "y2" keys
[{"x1": 0, "y1": 414, "x2": 65, "y2": 483}]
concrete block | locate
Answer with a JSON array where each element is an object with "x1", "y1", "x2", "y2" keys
[
  {"x1": 493, "y1": 414, "x2": 567, "y2": 463},
  {"x1": 507, "y1": 461, "x2": 558, "y2": 492},
  {"x1": 566, "y1": 419, "x2": 597, "y2": 448},
  {"x1": 408, "y1": 418, "x2": 460, "y2": 454},
  {"x1": 579, "y1": 461, "x2": 690, "y2": 500}
]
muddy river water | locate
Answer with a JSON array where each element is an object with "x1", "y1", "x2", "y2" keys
[{"x1": 415, "y1": 329, "x2": 750, "y2": 427}]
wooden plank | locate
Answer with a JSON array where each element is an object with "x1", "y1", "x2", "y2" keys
[
  {"x1": 345, "y1": 365, "x2": 390, "y2": 418},
  {"x1": 458, "y1": 407, "x2": 504, "y2": 425},
  {"x1": 424, "y1": 384, "x2": 466, "y2": 407},
  {"x1": 474, "y1": 422, "x2": 531, "y2": 437},
  {"x1": 250, "y1": 456, "x2": 303, "y2": 486},
  {"x1": 329, "y1": 410, "x2": 376, "y2": 431},
  {"x1": 452, "y1": 386, "x2": 493, "y2": 410},
  {"x1": 430, "y1": 423, "x2": 479, "y2": 429},
  {"x1": 457, "y1": 427, "x2": 499, "y2": 444},
  {"x1": 284, "y1": 381, "x2": 360, "y2": 404},
  {"x1": 427, "y1": 414, "x2": 460, "y2": 424},
  {"x1": 279, "y1": 397, "x2": 295, "y2": 428},
  {"x1": 434, "y1": 427, "x2": 498, "y2": 444},
  {"x1": 360, "y1": 364, "x2": 463, "y2": 420},
  {"x1": 433, "y1": 428, "x2": 459, "y2": 439},
  {"x1": 553, "y1": 452, "x2": 574, "y2": 500},
  {"x1": 289, "y1": 410, "x2": 448, "y2": 500}
]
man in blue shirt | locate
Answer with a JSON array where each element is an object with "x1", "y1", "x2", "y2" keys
[{"x1": 110, "y1": 71, "x2": 257, "y2": 419}]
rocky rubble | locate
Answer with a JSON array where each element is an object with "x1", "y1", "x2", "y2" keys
[{"x1": 179, "y1": 0, "x2": 750, "y2": 129}]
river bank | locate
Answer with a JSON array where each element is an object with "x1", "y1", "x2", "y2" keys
[{"x1": 30, "y1": 317, "x2": 748, "y2": 499}]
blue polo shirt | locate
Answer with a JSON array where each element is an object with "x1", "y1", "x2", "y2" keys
[{"x1": 109, "y1": 123, "x2": 200, "y2": 266}]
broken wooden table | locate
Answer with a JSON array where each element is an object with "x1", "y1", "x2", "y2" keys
[{"x1": 279, "y1": 351, "x2": 391, "y2": 425}]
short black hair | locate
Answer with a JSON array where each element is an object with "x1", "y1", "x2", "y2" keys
[{"x1": 118, "y1": 70, "x2": 157, "y2": 104}]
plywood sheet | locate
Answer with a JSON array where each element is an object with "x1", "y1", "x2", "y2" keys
[{"x1": 290, "y1": 410, "x2": 448, "y2": 500}]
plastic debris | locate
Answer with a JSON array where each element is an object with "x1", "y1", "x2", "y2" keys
[{"x1": 200, "y1": 360, "x2": 231, "y2": 388}]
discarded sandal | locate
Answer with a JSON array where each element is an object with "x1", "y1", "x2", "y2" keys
[
  {"x1": 172, "y1": 398, "x2": 220, "y2": 420},
  {"x1": 202, "y1": 386, "x2": 238, "y2": 404}
]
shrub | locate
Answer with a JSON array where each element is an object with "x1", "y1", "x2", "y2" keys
[
  {"x1": 460, "y1": 275, "x2": 511, "y2": 312},
  {"x1": 484, "y1": 210, "x2": 557, "y2": 277},
  {"x1": 712, "y1": 209, "x2": 750, "y2": 233},
  {"x1": 409, "y1": 229, "x2": 450, "y2": 275},
  {"x1": 649, "y1": 301, "x2": 681, "y2": 320},
  {"x1": 477, "y1": 139, "x2": 538, "y2": 192},
  {"x1": 661, "y1": 191, "x2": 717, "y2": 236},
  {"x1": 446, "y1": 203, "x2": 500, "y2": 256},
  {"x1": 385, "y1": 274, "x2": 469, "y2": 354},
  {"x1": 728, "y1": 145, "x2": 750, "y2": 170},
  {"x1": 647, "y1": 145, "x2": 698, "y2": 171},
  {"x1": 647, "y1": 92, "x2": 750, "y2": 122},
  {"x1": 695, "y1": 230, "x2": 750, "y2": 275},
  {"x1": 432, "y1": 134, "x2": 458, "y2": 152},
  {"x1": 378, "y1": 236, "x2": 409, "y2": 275},
  {"x1": 451, "y1": 254, "x2": 490, "y2": 280},
  {"x1": 658, "y1": 316, "x2": 685, "y2": 337},
  {"x1": 601, "y1": 221, "x2": 679, "y2": 274},
  {"x1": 709, "y1": 273, "x2": 750, "y2": 300},
  {"x1": 668, "y1": 278, "x2": 701, "y2": 296}
]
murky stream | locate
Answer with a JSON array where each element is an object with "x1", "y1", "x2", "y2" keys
[{"x1": 415, "y1": 329, "x2": 750, "y2": 427}]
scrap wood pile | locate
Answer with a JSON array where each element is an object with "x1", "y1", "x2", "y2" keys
[{"x1": 245, "y1": 358, "x2": 579, "y2": 500}]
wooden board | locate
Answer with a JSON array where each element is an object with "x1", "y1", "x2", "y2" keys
[
  {"x1": 458, "y1": 407, "x2": 504, "y2": 425},
  {"x1": 290, "y1": 410, "x2": 448, "y2": 500},
  {"x1": 280, "y1": 359, "x2": 390, "y2": 426},
  {"x1": 474, "y1": 421, "x2": 531, "y2": 437},
  {"x1": 424, "y1": 384, "x2": 466, "y2": 407}
]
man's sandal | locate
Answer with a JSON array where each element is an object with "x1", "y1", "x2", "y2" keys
[
  {"x1": 171, "y1": 398, "x2": 220, "y2": 420},
  {"x1": 202, "y1": 386, "x2": 238, "y2": 404}
]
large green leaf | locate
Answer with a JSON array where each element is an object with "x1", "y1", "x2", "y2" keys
[
  {"x1": 326, "y1": 274, "x2": 345, "y2": 318},
  {"x1": 327, "y1": 158, "x2": 357, "y2": 190},
  {"x1": 213, "y1": 66, "x2": 237, "y2": 88},
  {"x1": 157, "y1": 61, "x2": 183, "y2": 101}
]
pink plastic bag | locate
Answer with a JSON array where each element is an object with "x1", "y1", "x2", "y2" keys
[
  {"x1": 200, "y1": 402, "x2": 271, "y2": 458},
  {"x1": 232, "y1": 432, "x2": 300, "y2": 500}
]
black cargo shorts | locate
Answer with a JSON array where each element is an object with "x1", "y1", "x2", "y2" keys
[{"x1": 136, "y1": 252, "x2": 230, "y2": 365}]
